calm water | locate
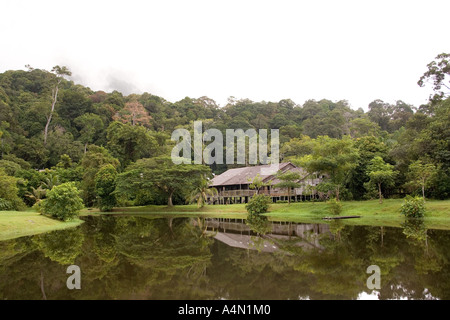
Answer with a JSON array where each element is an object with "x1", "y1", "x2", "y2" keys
[{"x1": 0, "y1": 215, "x2": 449, "y2": 300}]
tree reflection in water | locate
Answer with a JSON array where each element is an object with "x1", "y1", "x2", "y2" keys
[{"x1": 0, "y1": 215, "x2": 450, "y2": 300}]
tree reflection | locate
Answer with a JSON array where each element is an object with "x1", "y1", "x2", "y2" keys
[
  {"x1": 1, "y1": 216, "x2": 450, "y2": 299},
  {"x1": 402, "y1": 218, "x2": 428, "y2": 243},
  {"x1": 245, "y1": 213, "x2": 271, "y2": 236},
  {"x1": 32, "y1": 228, "x2": 84, "y2": 265}
]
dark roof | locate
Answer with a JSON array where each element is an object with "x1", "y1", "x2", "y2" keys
[{"x1": 211, "y1": 162, "x2": 307, "y2": 186}]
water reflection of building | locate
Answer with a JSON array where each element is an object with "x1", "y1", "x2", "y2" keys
[{"x1": 194, "y1": 218, "x2": 330, "y2": 253}]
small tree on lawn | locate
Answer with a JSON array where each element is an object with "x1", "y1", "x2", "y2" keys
[
  {"x1": 41, "y1": 182, "x2": 84, "y2": 221},
  {"x1": 407, "y1": 160, "x2": 438, "y2": 202},
  {"x1": 365, "y1": 156, "x2": 397, "y2": 204},
  {"x1": 187, "y1": 177, "x2": 218, "y2": 208}
]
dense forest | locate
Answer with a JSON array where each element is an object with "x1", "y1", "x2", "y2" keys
[{"x1": 0, "y1": 54, "x2": 449, "y2": 211}]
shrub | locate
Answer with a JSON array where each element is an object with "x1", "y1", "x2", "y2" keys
[
  {"x1": 400, "y1": 196, "x2": 425, "y2": 218},
  {"x1": 245, "y1": 194, "x2": 271, "y2": 215},
  {"x1": 327, "y1": 198, "x2": 343, "y2": 215},
  {"x1": 41, "y1": 182, "x2": 84, "y2": 221},
  {"x1": 0, "y1": 198, "x2": 14, "y2": 210},
  {"x1": 0, "y1": 169, "x2": 26, "y2": 210}
]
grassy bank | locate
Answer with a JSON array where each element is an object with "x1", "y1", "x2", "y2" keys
[
  {"x1": 0, "y1": 211, "x2": 84, "y2": 241},
  {"x1": 89, "y1": 199, "x2": 450, "y2": 230},
  {"x1": 267, "y1": 199, "x2": 450, "y2": 229},
  {"x1": 2, "y1": 199, "x2": 449, "y2": 241}
]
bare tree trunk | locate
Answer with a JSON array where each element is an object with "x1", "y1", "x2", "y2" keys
[
  {"x1": 44, "y1": 80, "x2": 61, "y2": 145},
  {"x1": 378, "y1": 183, "x2": 383, "y2": 204},
  {"x1": 40, "y1": 271, "x2": 47, "y2": 300},
  {"x1": 168, "y1": 190, "x2": 174, "y2": 207},
  {"x1": 336, "y1": 185, "x2": 340, "y2": 202},
  {"x1": 422, "y1": 180, "x2": 426, "y2": 202},
  {"x1": 168, "y1": 217, "x2": 174, "y2": 237}
]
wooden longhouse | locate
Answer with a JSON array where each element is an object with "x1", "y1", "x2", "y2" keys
[{"x1": 208, "y1": 162, "x2": 322, "y2": 204}]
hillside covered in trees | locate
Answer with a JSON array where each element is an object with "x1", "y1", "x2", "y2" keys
[{"x1": 0, "y1": 55, "x2": 449, "y2": 211}]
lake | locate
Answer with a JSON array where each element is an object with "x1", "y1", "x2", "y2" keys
[{"x1": 0, "y1": 215, "x2": 449, "y2": 300}]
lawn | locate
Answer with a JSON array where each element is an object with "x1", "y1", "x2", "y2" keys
[
  {"x1": 266, "y1": 199, "x2": 450, "y2": 229},
  {"x1": 0, "y1": 211, "x2": 84, "y2": 241},
  {"x1": 86, "y1": 198, "x2": 450, "y2": 230}
]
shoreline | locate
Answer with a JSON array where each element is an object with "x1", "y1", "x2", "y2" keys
[{"x1": 1, "y1": 199, "x2": 449, "y2": 241}]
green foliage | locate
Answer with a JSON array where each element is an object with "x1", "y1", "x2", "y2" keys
[
  {"x1": 80, "y1": 146, "x2": 119, "y2": 207},
  {"x1": 0, "y1": 198, "x2": 16, "y2": 210},
  {"x1": 400, "y1": 196, "x2": 426, "y2": 218},
  {"x1": 245, "y1": 194, "x2": 271, "y2": 215},
  {"x1": 417, "y1": 53, "x2": 450, "y2": 102},
  {"x1": 2, "y1": 154, "x2": 31, "y2": 170},
  {"x1": 0, "y1": 169, "x2": 25, "y2": 210},
  {"x1": 406, "y1": 159, "x2": 438, "y2": 200},
  {"x1": 402, "y1": 218, "x2": 427, "y2": 242},
  {"x1": 95, "y1": 164, "x2": 118, "y2": 212},
  {"x1": 248, "y1": 173, "x2": 268, "y2": 193},
  {"x1": 246, "y1": 213, "x2": 271, "y2": 235},
  {"x1": 106, "y1": 121, "x2": 158, "y2": 168},
  {"x1": 300, "y1": 135, "x2": 359, "y2": 201},
  {"x1": 366, "y1": 156, "x2": 397, "y2": 203},
  {"x1": 274, "y1": 170, "x2": 302, "y2": 204},
  {"x1": 0, "y1": 160, "x2": 21, "y2": 176},
  {"x1": 74, "y1": 113, "x2": 104, "y2": 151},
  {"x1": 40, "y1": 182, "x2": 84, "y2": 221},
  {"x1": 0, "y1": 61, "x2": 449, "y2": 207},
  {"x1": 116, "y1": 156, "x2": 212, "y2": 206},
  {"x1": 327, "y1": 198, "x2": 343, "y2": 215},
  {"x1": 186, "y1": 177, "x2": 217, "y2": 208},
  {"x1": 368, "y1": 99, "x2": 414, "y2": 133},
  {"x1": 32, "y1": 228, "x2": 84, "y2": 265}
]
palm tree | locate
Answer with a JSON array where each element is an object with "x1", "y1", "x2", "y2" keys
[
  {"x1": 187, "y1": 177, "x2": 218, "y2": 208},
  {"x1": 41, "y1": 173, "x2": 60, "y2": 191},
  {"x1": 25, "y1": 186, "x2": 47, "y2": 205}
]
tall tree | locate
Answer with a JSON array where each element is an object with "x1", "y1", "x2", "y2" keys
[
  {"x1": 301, "y1": 136, "x2": 359, "y2": 201},
  {"x1": 368, "y1": 99, "x2": 392, "y2": 132},
  {"x1": 80, "y1": 146, "x2": 119, "y2": 206},
  {"x1": 43, "y1": 66, "x2": 71, "y2": 145},
  {"x1": 94, "y1": 164, "x2": 118, "y2": 212},
  {"x1": 113, "y1": 100, "x2": 152, "y2": 127},
  {"x1": 418, "y1": 53, "x2": 450, "y2": 103},
  {"x1": 116, "y1": 156, "x2": 211, "y2": 207},
  {"x1": 106, "y1": 121, "x2": 158, "y2": 168},
  {"x1": 74, "y1": 113, "x2": 104, "y2": 153}
]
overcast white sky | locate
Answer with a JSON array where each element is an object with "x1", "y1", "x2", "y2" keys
[{"x1": 1, "y1": 0, "x2": 449, "y2": 109}]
